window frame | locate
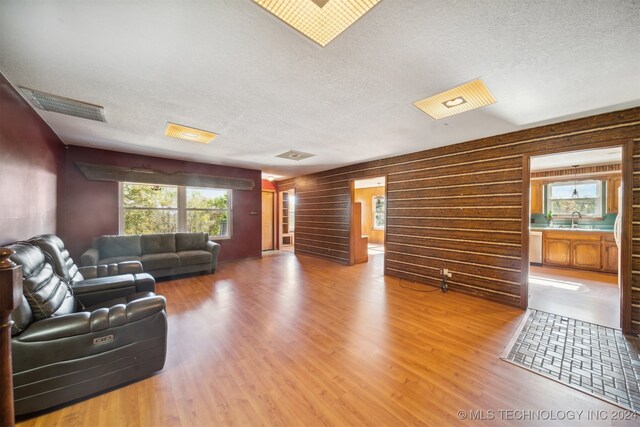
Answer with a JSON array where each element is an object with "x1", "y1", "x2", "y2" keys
[
  {"x1": 119, "y1": 182, "x2": 233, "y2": 239},
  {"x1": 545, "y1": 179, "x2": 603, "y2": 218}
]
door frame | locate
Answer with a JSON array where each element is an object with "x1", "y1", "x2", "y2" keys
[{"x1": 521, "y1": 139, "x2": 633, "y2": 334}]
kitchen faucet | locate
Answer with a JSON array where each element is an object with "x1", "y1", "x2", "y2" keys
[{"x1": 571, "y1": 211, "x2": 582, "y2": 228}]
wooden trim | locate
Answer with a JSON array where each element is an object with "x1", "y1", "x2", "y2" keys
[
  {"x1": 349, "y1": 181, "x2": 356, "y2": 266},
  {"x1": 531, "y1": 163, "x2": 621, "y2": 179},
  {"x1": 521, "y1": 155, "x2": 530, "y2": 310},
  {"x1": 622, "y1": 139, "x2": 633, "y2": 334}
]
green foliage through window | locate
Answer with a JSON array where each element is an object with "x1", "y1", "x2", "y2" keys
[
  {"x1": 546, "y1": 180, "x2": 602, "y2": 217},
  {"x1": 121, "y1": 183, "x2": 231, "y2": 237}
]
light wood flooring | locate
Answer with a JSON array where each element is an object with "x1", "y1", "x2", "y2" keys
[
  {"x1": 529, "y1": 265, "x2": 619, "y2": 328},
  {"x1": 17, "y1": 253, "x2": 637, "y2": 426}
]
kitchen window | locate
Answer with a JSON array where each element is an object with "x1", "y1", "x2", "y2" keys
[
  {"x1": 546, "y1": 180, "x2": 603, "y2": 217},
  {"x1": 120, "y1": 182, "x2": 232, "y2": 238}
]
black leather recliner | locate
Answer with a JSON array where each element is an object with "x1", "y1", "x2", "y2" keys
[
  {"x1": 28, "y1": 234, "x2": 156, "y2": 306},
  {"x1": 8, "y1": 241, "x2": 168, "y2": 415}
]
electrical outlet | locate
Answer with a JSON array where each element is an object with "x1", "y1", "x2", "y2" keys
[{"x1": 441, "y1": 268, "x2": 452, "y2": 278}]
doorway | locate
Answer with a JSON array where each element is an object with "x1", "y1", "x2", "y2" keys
[
  {"x1": 527, "y1": 147, "x2": 623, "y2": 328},
  {"x1": 279, "y1": 189, "x2": 295, "y2": 252},
  {"x1": 352, "y1": 177, "x2": 386, "y2": 264},
  {"x1": 262, "y1": 191, "x2": 275, "y2": 251}
]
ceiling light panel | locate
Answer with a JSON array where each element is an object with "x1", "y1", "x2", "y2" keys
[
  {"x1": 414, "y1": 79, "x2": 496, "y2": 120},
  {"x1": 164, "y1": 123, "x2": 218, "y2": 144},
  {"x1": 254, "y1": 0, "x2": 380, "y2": 47}
]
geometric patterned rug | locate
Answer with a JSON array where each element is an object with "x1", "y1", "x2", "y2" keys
[{"x1": 503, "y1": 310, "x2": 640, "y2": 413}]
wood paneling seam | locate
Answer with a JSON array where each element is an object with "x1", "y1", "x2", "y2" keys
[
  {"x1": 386, "y1": 250, "x2": 521, "y2": 272},
  {"x1": 388, "y1": 180, "x2": 522, "y2": 192},
  {"x1": 392, "y1": 167, "x2": 522, "y2": 184},
  {"x1": 388, "y1": 242, "x2": 521, "y2": 259},
  {"x1": 388, "y1": 216, "x2": 520, "y2": 221},
  {"x1": 388, "y1": 154, "x2": 523, "y2": 176},
  {"x1": 387, "y1": 233, "x2": 521, "y2": 247},
  {"x1": 388, "y1": 224, "x2": 520, "y2": 234}
]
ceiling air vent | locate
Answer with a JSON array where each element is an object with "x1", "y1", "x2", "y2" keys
[
  {"x1": 19, "y1": 87, "x2": 106, "y2": 122},
  {"x1": 276, "y1": 150, "x2": 316, "y2": 161}
]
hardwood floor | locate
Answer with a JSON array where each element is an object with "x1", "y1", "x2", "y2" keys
[
  {"x1": 17, "y1": 253, "x2": 638, "y2": 426},
  {"x1": 529, "y1": 265, "x2": 619, "y2": 328}
]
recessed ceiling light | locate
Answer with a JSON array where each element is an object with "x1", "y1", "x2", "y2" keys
[
  {"x1": 414, "y1": 79, "x2": 496, "y2": 120},
  {"x1": 276, "y1": 150, "x2": 316, "y2": 161},
  {"x1": 254, "y1": 0, "x2": 381, "y2": 47},
  {"x1": 267, "y1": 176, "x2": 275, "y2": 181},
  {"x1": 164, "y1": 123, "x2": 218, "y2": 144}
]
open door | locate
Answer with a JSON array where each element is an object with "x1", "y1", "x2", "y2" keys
[{"x1": 262, "y1": 191, "x2": 274, "y2": 251}]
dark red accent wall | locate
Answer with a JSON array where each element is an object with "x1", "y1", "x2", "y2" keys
[
  {"x1": 60, "y1": 146, "x2": 262, "y2": 262},
  {"x1": 0, "y1": 74, "x2": 64, "y2": 245}
]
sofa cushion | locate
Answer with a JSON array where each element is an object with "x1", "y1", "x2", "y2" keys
[
  {"x1": 98, "y1": 235, "x2": 141, "y2": 259},
  {"x1": 99, "y1": 255, "x2": 142, "y2": 265},
  {"x1": 178, "y1": 250, "x2": 213, "y2": 267},
  {"x1": 141, "y1": 233, "x2": 176, "y2": 255},
  {"x1": 141, "y1": 253, "x2": 180, "y2": 271},
  {"x1": 176, "y1": 232, "x2": 208, "y2": 252}
]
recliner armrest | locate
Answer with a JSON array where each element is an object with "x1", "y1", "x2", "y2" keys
[
  {"x1": 81, "y1": 248, "x2": 100, "y2": 266},
  {"x1": 16, "y1": 295, "x2": 166, "y2": 342}
]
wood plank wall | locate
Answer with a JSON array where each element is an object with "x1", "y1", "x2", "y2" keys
[{"x1": 278, "y1": 108, "x2": 640, "y2": 332}]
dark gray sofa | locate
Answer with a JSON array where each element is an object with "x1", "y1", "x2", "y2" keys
[{"x1": 81, "y1": 232, "x2": 221, "y2": 278}]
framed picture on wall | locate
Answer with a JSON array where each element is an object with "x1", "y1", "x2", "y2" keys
[{"x1": 373, "y1": 195, "x2": 385, "y2": 230}]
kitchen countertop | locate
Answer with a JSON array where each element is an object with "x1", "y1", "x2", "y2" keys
[{"x1": 530, "y1": 226, "x2": 614, "y2": 233}]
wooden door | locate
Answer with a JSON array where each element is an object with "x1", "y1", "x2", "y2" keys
[
  {"x1": 262, "y1": 191, "x2": 274, "y2": 251},
  {"x1": 572, "y1": 240, "x2": 602, "y2": 270}
]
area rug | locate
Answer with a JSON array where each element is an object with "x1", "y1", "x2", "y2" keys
[{"x1": 502, "y1": 309, "x2": 640, "y2": 413}]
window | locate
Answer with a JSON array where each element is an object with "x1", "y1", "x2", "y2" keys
[
  {"x1": 373, "y1": 195, "x2": 385, "y2": 230},
  {"x1": 546, "y1": 180, "x2": 602, "y2": 217},
  {"x1": 122, "y1": 183, "x2": 178, "y2": 234},
  {"x1": 186, "y1": 187, "x2": 230, "y2": 237},
  {"x1": 121, "y1": 183, "x2": 232, "y2": 238}
]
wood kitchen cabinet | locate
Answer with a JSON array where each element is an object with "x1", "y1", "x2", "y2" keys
[
  {"x1": 543, "y1": 237, "x2": 571, "y2": 267},
  {"x1": 606, "y1": 175, "x2": 622, "y2": 214},
  {"x1": 572, "y1": 240, "x2": 602, "y2": 270},
  {"x1": 602, "y1": 235, "x2": 619, "y2": 273},
  {"x1": 542, "y1": 230, "x2": 617, "y2": 273},
  {"x1": 530, "y1": 181, "x2": 543, "y2": 215}
]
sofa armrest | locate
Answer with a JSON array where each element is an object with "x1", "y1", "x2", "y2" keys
[
  {"x1": 205, "y1": 240, "x2": 221, "y2": 272},
  {"x1": 117, "y1": 261, "x2": 144, "y2": 274},
  {"x1": 81, "y1": 248, "x2": 100, "y2": 266},
  {"x1": 79, "y1": 261, "x2": 143, "y2": 279},
  {"x1": 16, "y1": 295, "x2": 166, "y2": 342}
]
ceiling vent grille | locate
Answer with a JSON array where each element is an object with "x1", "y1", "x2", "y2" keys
[
  {"x1": 276, "y1": 150, "x2": 316, "y2": 161},
  {"x1": 19, "y1": 87, "x2": 106, "y2": 122}
]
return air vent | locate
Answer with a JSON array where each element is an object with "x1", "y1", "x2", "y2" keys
[
  {"x1": 19, "y1": 87, "x2": 106, "y2": 122},
  {"x1": 276, "y1": 150, "x2": 316, "y2": 161}
]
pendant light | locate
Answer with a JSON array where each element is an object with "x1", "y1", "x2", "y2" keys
[{"x1": 571, "y1": 165, "x2": 580, "y2": 198}]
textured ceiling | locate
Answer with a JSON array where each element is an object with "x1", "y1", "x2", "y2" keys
[{"x1": 1, "y1": 1, "x2": 638, "y2": 178}]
